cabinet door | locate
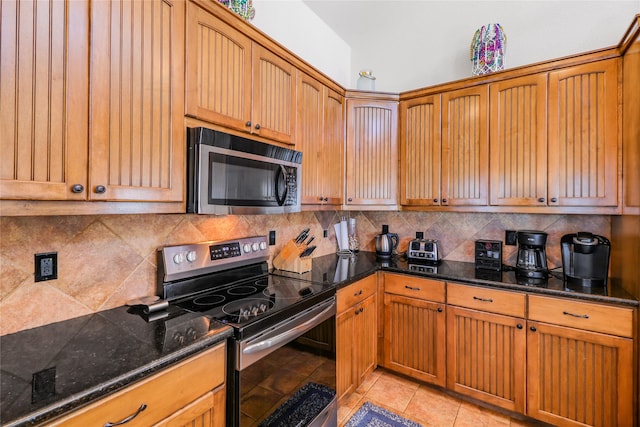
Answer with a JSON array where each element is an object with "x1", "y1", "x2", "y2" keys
[
  {"x1": 251, "y1": 44, "x2": 296, "y2": 144},
  {"x1": 354, "y1": 293, "x2": 378, "y2": 386},
  {"x1": 400, "y1": 95, "x2": 442, "y2": 206},
  {"x1": 90, "y1": 0, "x2": 185, "y2": 202},
  {"x1": 297, "y1": 73, "x2": 324, "y2": 205},
  {"x1": 336, "y1": 307, "x2": 356, "y2": 401},
  {"x1": 322, "y1": 88, "x2": 345, "y2": 206},
  {"x1": 152, "y1": 387, "x2": 225, "y2": 427},
  {"x1": 548, "y1": 59, "x2": 619, "y2": 207},
  {"x1": 527, "y1": 321, "x2": 634, "y2": 427},
  {"x1": 345, "y1": 99, "x2": 398, "y2": 206},
  {"x1": 383, "y1": 294, "x2": 446, "y2": 386},
  {"x1": 441, "y1": 86, "x2": 488, "y2": 206},
  {"x1": 446, "y1": 306, "x2": 526, "y2": 413},
  {"x1": 185, "y1": 2, "x2": 252, "y2": 132},
  {"x1": 0, "y1": 0, "x2": 89, "y2": 200},
  {"x1": 622, "y1": 24, "x2": 640, "y2": 213},
  {"x1": 490, "y1": 74, "x2": 548, "y2": 206}
]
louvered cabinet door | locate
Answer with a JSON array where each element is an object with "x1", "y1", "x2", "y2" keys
[
  {"x1": 441, "y1": 86, "x2": 489, "y2": 206},
  {"x1": 446, "y1": 306, "x2": 526, "y2": 413},
  {"x1": 490, "y1": 74, "x2": 548, "y2": 206},
  {"x1": 383, "y1": 294, "x2": 446, "y2": 386},
  {"x1": 297, "y1": 73, "x2": 324, "y2": 205},
  {"x1": 400, "y1": 95, "x2": 441, "y2": 206},
  {"x1": 90, "y1": 0, "x2": 185, "y2": 201},
  {"x1": 0, "y1": 0, "x2": 89, "y2": 200},
  {"x1": 185, "y1": 2, "x2": 252, "y2": 132},
  {"x1": 345, "y1": 99, "x2": 398, "y2": 206},
  {"x1": 336, "y1": 307, "x2": 356, "y2": 401},
  {"x1": 251, "y1": 44, "x2": 296, "y2": 145},
  {"x1": 354, "y1": 294, "x2": 378, "y2": 386},
  {"x1": 322, "y1": 89, "x2": 345, "y2": 206},
  {"x1": 548, "y1": 59, "x2": 619, "y2": 207},
  {"x1": 527, "y1": 321, "x2": 634, "y2": 427},
  {"x1": 152, "y1": 387, "x2": 225, "y2": 427}
]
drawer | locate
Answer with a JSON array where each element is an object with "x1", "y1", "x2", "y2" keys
[
  {"x1": 447, "y1": 283, "x2": 526, "y2": 318},
  {"x1": 337, "y1": 275, "x2": 377, "y2": 313},
  {"x1": 383, "y1": 273, "x2": 445, "y2": 303},
  {"x1": 48, "y1": 343, "x2": 226, "y2": 426},
  {"x1": 528, "y1": 295, "x2": 634, "y2": 337}
]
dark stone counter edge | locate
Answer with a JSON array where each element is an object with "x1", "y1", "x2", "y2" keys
[{"x1": 6, "y1": 327, "x2": 233, "y2": 427}]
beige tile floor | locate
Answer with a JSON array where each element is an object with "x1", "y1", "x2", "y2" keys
[{"x1": 338, "y1": 369, "x2": 550, "y2": 427}]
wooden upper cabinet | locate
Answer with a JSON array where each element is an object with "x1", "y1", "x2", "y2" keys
[
  {"x1": 90, "y1": 0, "x2": 185, "y2": 202},
  {"x1": 345, "y1": 98, "x2": 398, "y2": 207},
  {"x1": 621, "y1": 18, "x2": 640, "y2": 214},
  {"x1": 489, "y1": 74, "x2": 548, "y2": 206},
  {"x1": 441, "y1": 86, "x2": 489, "y2": 206},
  {"x1": 0, "y1": 0, "x2": 89, "y2": 200},
  {"x1": 400, "y1": 95, "x2": 442, "y2": 206},
  {"x1": 547, "y1": 59, "x2": 619, "y2": 207},
  {"x1": 185, "y1": 2, "x2": 295, "y2": 145},
  {"x1": 297, "y1": 73, "x2": 344, "y2": 206}
]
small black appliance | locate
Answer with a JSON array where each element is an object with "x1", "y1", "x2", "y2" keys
[
  {"x1": 561, "y1": 232, "x2": 611, "y2": 288},
  {"x1": 475, "y1": 240, "x2": 502, "y2": 271},
  {"x1": 515, "y1": 230, "x2": 548, "y2": 279}
]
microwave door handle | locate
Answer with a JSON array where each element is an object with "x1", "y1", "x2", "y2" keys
[{"x1": 274, "y1": 165, "x2": 287, "y2": 206}]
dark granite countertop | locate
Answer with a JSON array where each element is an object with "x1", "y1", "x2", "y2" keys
[
  {"x1": 274, "y1": 251, "x2": 639, "y2": 306},
  {"x1": 0, "y1": 305, "x2": 232, "y2": 427}
]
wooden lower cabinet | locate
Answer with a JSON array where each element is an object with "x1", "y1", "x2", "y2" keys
[
  {"x1": 383, "y1": 294, "x2": 446, "y2": 386},
  {"x1": 47, "y1": 343, "x2": 226, "y2": 427},
  {"x1": 446, "y1": 306, "x2": 526, "y2": 413},
  {"x1": 336, "y1": 276, "x2": 378, "y2": 401}
]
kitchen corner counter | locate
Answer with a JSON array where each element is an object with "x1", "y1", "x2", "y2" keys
[
  {"x1": 0, "y1": 306, "x2": 232, "y2": 427},
  {"x1": 275, "y1": 251, "x2": 639, "y2": 307}
]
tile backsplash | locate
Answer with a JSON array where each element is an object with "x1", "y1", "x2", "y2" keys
[{"x1": 0, "y1": 212, "x2": 610, "y2": 335}]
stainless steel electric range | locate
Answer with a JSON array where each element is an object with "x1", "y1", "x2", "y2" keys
[{"x1": 157, "y1": 236, "x2": 337, "y2": 427}]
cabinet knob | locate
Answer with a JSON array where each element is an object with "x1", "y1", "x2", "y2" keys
[
  {"x1": 433, "y1": 199, "x2": 438, "y2": 203},
  {"x1": 254, "y1": 123, "x2": 261, "y2": 130},
  {"x1": 245, "y1": 121, "x2": 252, "y2": 128},
  {"x1": 442, "y1": 198, "x2": 447, "y2": 204},
  {"x1": 348, "y1": 198, "x2": 353, "y2": 202},
  {"x1": 517, "y1": 324, "x2": 523, "y2": 329},
  {"x1": 437, "y1": 307, "x2": 443, "y2": 313},
  {"x1": 324, "y1": 197, "x2": 329, "y2": 202},
  {"x1": 95, "y1": 185, "x2": 107, "y2": 194},
  {"x1": 71, "y1": 184, "x2": 84, "y2": 194},
  {"x1": 530, "y1": 326, "x2": 537, "y2": 332},
  {"x1": 550, "y1": 197, "x2": 558, "y2": 203},
  {"x1": 538, "y1": 197, "x2": 545, "y2": 203}
]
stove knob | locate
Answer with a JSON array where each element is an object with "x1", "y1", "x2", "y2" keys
[
  {"x1": 259, "y1": 303, "x2": 267, "y2": 313},
  {"x1": 259, "y1": 241, "x2": 267, "y2": 251},
  {"x1": 252, "y1": 242, "x2": 259, "y2": 252},
  {"x1": 173, "y1": 253, "x2": 185, "y2": 264},
  {"x1": 186, "y1": 251, "x2": 197, "y2": 263},
  {"x1": 173, "y1": 331, "x2": 185, "y2": 345},
  {"x1": 243, "y1": 244, "x2": 252, "y2": 253},
  {"x1": 186, "y1": 327, "x2": 198, "y2": 341}
]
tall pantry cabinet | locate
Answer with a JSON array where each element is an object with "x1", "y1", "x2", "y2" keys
[{"x1": 0, "y1": 0, "x2": 185, "y2": 204}]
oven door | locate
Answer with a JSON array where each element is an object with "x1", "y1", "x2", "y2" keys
[{"x1": 229, "y1": 297, "x2": 337, "y2": 427}]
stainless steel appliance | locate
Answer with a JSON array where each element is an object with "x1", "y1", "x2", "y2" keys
[
  {"x1": 515, "y1": 230, "x2": 548, "y2": 279},
  {"x1": 561, "y1": 232, "x2": 611, "y2": 288},
  {"x1": 374, "y1": 225, "x2": 399, "y2": 259},
  {"x1": 157, "y1": 236, "x2": 337, "y2": 427},
  {"x1": 187, "y1": 127, "x2": 302, "y2": 215},
  {"x1": 407, "y1": 232, "x2": 441, "y2": 264}
]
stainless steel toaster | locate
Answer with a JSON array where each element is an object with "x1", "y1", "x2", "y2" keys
[{"x1": 407, "y1": 238, "x2": 441, "y2": 263}]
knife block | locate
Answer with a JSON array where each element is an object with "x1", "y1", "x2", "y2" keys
[{"x1": 273, "y1": 240, "x2": 312, "y2": 274}]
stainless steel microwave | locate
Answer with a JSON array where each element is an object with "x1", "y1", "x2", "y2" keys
[{"x1": 186, "y1": 127, "x2": 302, "y2": 215}]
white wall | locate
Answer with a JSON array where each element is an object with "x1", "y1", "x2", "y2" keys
[
  {"x1": 250, "y1": 0, "x2": 639, "y2": 92},
  {"x1": 251, "y1": 0, "x2": 352, "y2": 87}
]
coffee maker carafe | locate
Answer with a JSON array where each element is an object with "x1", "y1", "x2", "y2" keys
[
  {"x1": 561, "y1": 232, "x2": 611, "y2": 288},
  {"x1": 515, "y1": 230, "x2": 548, "y2": 279}
]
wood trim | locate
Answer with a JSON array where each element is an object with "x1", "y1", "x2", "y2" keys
[{"x1": 0, "y1": 200, "x2": 185, "y2": 216}]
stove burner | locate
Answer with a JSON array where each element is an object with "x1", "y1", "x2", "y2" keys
[
  {"x1": 192, "y1": 294, "x2": 226, "y2": 306},
  {"x1": 223, "y1": 298, "x2": 274, "y2": 322},
  {"x1": 228, "y1": 285, "x2": 258, "y2": 296}
]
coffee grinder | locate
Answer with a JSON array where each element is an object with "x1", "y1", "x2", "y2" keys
[
  {"x1": 515, "y1": 230, "x2": 549, "y2": 279},
  {"x1": 561, "y1": 232, "x2": 611, "y2": 288}
]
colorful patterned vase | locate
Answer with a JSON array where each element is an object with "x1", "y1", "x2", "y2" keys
[{"x1": 470, "y1": 23, "x2": 506, "y2": 76}]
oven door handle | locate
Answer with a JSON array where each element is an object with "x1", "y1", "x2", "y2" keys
[{"x1": 242, "y1": 300, "x2": 335, "y2": 357}]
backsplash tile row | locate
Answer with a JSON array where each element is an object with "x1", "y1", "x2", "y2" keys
[{"x1": 0, "y1": 212, "x2": 610, "y2": 335}]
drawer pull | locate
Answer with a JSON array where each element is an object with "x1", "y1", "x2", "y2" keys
[
  {"x1": 473, "y1": 296, "x2": 494, "y2": 303},
  {"x1": 563, "y1": 311, "x2": 590, "y2": 319},
  {"x1": 354, "y1": 290, "x2": 363, "y2": 297},
  {"x1": 104, "y1": 403, "x2": 147, "y2": 427},
  {"x1": 404, "y1": 285, "x2": 421, "y2": 291}
]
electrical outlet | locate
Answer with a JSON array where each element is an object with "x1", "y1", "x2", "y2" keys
[
  {"x1": 35, "y1": 252, "x2": 57, "y2": 282},
  {"x1": 269, "y1": 230, "x2": 276, "y2": 245},
  {"x1": 505, "y1": 230, "x2": 518, "y2": 246}
]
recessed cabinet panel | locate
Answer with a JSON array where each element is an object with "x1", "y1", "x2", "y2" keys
[
  {"x1": 322, "y1": 89, "x2": 345, "y2": 205},
  {"x1": 298, "y1": 74, "x2": 324, "y2": 204},
  {"x1": 489, "y1": 74, "x2": 548, "y2": 206},
  {"x1": 441, "y1": 86, "x2": 488, "y2": 206},
  {"x1": 548, "y1": 59, "x2": 619, "y2": 207}
]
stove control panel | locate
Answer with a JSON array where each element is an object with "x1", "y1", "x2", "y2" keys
[{"x1": 159, "y1": 236, "x2": 269, "y2": 282}]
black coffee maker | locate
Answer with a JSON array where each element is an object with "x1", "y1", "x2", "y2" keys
[
  {"x1": 515, "y1": 230, "x2": 549, "y2": 279},
  {"x1": 561, "y1": 232, "x2": 611, "y2": 288}
]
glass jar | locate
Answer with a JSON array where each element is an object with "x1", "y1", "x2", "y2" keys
[{"x1": 356, "y1": 70, "x2": 376, "y2": 91}]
